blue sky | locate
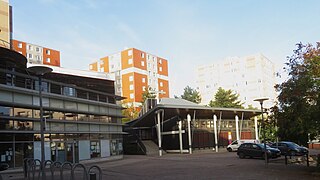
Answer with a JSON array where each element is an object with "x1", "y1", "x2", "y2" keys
[{"x1": 10, "y1": 0, "x2": 320, "y2": 96}]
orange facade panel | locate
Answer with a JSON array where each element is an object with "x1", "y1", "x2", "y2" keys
[
  {"x1": 100, "y1": 56, "x2": 109, "y2": 73},
  {"x1": 89, "y1": 62, "x2": 98, "y2": 71},
  {"x1": 132, "y1": 48, "x2": 147, "y2": 71},
  {"x1": 158, "y1": 58, "x2": 168, "y2": 76},
  {"x1": 43, "y1": 48, "x2": 60, "y2": 67},
  {"x1": 11, "y1": 40, "x2": 27, "y2": 56},
  {"x1": 158, "y1": 78, "x2": 169, "y2": 98},
  {"x1": 122, "y1": 72, "x2": 134, "y2": 103},
  {"x1": 121, "y1": 48, "x2": 133, "y2": 70},
  {"x1": 133, "y1": 72, "x2": 148, "y2": 102}
]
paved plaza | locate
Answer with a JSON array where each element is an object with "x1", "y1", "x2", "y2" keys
[{"x1": 1, "y1": 150, "x2": 320, "y2": 180}]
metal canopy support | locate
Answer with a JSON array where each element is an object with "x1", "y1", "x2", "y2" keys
[
  {"x1": 156, "y1": 111, "x2": 162, "y2": 156},
  {"x1": 235, "y1": 115, "x2": 239, "y2": 141},
  {"x1": 254, "y1": 116, "x2": 259, "y2": 140},
  {"x1": 187, "y1": 114, "x2": 192, "y2": 154},
  {"x1": 213, "y1": 114, "x2": 218, "y2": 152},
  {"x1": 178, "y1": 120, "x2": 183, "y2": 154}
]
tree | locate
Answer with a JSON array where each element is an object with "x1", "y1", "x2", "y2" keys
[
  {"x1": 209, "y1": 87, "x2": 244, "y2": 108},
  {"x1": 122, "y1": 103, "x2": 139, "y2": 124},
  {"x1": 272, "y1": 42, "x2": 320, "y2": 145},
  {"x1": 178, "y1": 86, "x2": 201, "y2": 104},
  {"x1": 141, "y1": 86, "x2": 156, "y2": 105}
]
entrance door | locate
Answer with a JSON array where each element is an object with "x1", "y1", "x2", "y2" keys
[
  {"x1": 66, "y1": 141, "x2": 79, "y2": 163},
  {"x1": 51, "y1": 142, "x2": 66, "y2": 162}
]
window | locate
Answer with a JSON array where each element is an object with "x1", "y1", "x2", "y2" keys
[
  {"x1": 28, "y1": 53, "x2": 33, "y2": 59},
  {"x1": 142, "y1": 78, "x2": 146, "y2": 83},
  {"x1": 46, "y1": 58, "x2": 51, "y2": 63},
  {"x1": 63, "y1": 87, "x2": 76, "y2": 97},
  {"x1": 129, "y1": 93, "x2": 134, "y2": 99},
  {"x1": 129, "y1": 84, "x2": 134, "y2": 90},
  {"x1": 141, "y1": 61, "x2": 145, "y2": 66},
  {"x1": 160, "y1": 82, "x2": 163, "y2": 87},
  {"x1": 128, "y1": 49, "x2": 132, "y2": 56},
  {"x1": 36, "y1": 47, "x2": 40, "y2": 52},
  {"x1": 46, "y1": 49, "x2": 50, "y2": 55},
  {"x1": 28, "y1": 45, "x2": 33, "y2": 50},
  {"x1": 36, "y1": 55, "x2": 41, "y2": 61},
  {"x1": 128, "y1": 58, "x2": 133, "y2": 64},
  {"x1": 18, "y1": 43, "x2": 22, "y2": 48},
  {"x1": 129, "y1": 76, "x2": 133, "y2": 82},
  {"x1": 142, "y1": 86, "x2": 146, "y2": 91},
  {"x1": 159, "y1": 67, "x2": 162, "y2": 72},
  {"x1": 141, "y1": 53, "x2": 144, "y2": 58},
  {"x1": 159, "y1": 59, "x2": 162, "y2": 64},
  {"x1": 18, "y1": 51, "x2": 22, "y2": 54}
]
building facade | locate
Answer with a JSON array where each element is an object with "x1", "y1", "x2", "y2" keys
[
  {"x1": 89, "y1": 48, "x2": 169, "y2": 107},
  {"x1": 0, "y1": 46, "x2": 124, "y2": 168},
  {"x1": 196, "y1": 53, "x2": 277, "y2": 108},
  {"x1": 12, "y1": 39, "x2": 60, "y2": 67},
  {"x1": 0, "y1": 0, "x2": 11, "y2": 48}
]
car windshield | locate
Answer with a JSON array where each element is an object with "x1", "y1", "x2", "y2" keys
[
  {"x1": 257, "y1": 144, "x2": 271, "y2": 149},
  {"x1": 288, "y1": 142, "x2": 300, "y2": 147}
]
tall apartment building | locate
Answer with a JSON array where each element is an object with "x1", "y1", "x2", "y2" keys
[
  {"x1": 89, "y1": 48, "x2": 169, "y2": 107},
  {"x1": 12, "y1": 39, "x2": 61, "y2": 67},
  {"x1": 0, "y1": 0, "x2": 12, "y2": 48},
  {"x1": 196, "y1": 53, "x2": 277, "y2": 108}
]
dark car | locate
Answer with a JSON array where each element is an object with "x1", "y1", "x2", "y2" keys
[
  {"x1": 237, "y1": 143, "x2": 281, "y2": 159},
  {"x1": 270, "y1": 141, "x2": 308, "y2": 156}
]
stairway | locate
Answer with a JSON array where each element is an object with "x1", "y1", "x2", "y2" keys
[{"x1": 142, "y1": 140, "x2": 166, "y2": 156}]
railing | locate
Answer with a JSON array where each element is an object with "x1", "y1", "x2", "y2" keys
[{"x1": 23, "y1": 158, "x2": 103, "y2": 180}]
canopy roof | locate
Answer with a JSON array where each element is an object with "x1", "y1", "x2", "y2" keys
[{"x1": 128, "y1": 98, "x2": 261, "y2": 128}]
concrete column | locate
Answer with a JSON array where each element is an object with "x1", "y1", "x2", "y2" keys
[
  {"x1": 235, "y1": 115, "x2": 239, "y2": 141},
  {"x1": 213, "y1": 115, "x2": 218, "y2": 152},
  {"x1": 178, "y1": 120, "x2": 183, "y2": 153},
  {"x1": 254, "y1": 116, "x2": 259, "y2": 140},
  {"x1": 157, "y1": 111, "x2": 162, "y2": 156},
  {"x1": 187, "y1": 114, "x2": 192, "y2": 154}
]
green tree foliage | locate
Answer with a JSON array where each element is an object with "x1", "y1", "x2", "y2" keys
[
  {"x1": 273, "y1": 42, "x2": 320, "y2": 145},
  {"x1": 209, "y1": 87, "x2": 244, "y2": 108},
  {"x1": 122, "y1": 103, "x2": 139, "y2": 124},
  {"x1": 141, "y1": 86, "x2": 156, "y2": 105},
  {"x1": 178, "y1": 86, "x2": 201, "y2": 104}
]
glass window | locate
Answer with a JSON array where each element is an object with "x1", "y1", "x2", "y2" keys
[
  {"x1": 46, "y1": 49, "x2": 50, "y2": 55},
  {"x1": 65, "y1": 123, "x2": 78, "y2": 131},
  {"x1": 52, "y1": 111, "x2": 64, "y2": 120},
  {"x1": 51, "y1": 122, "x2": 65, "y2": 131},
  {"x1": 65, "y1": 101, "x2": 77, "y2": 110},
  {"x1": 14, "y1": 93, "x2": 32, "y2": 105},
  {"x1": 18, "y1": 43, "x2": 22, "y2": 48},
  {"x1": 128, "y1": 58, "x2": 133, "y2": 64},
  {"x1": 90, "y1": 141, "x2": 100, "y2": 158},
  {"x1": 129, "y1": 76, "x2": 133, "y2": 82},
  {"x1": 63, "y1": 87, "x2": 76, "y2": 97},
  {"x1": 65, "y1": 113, "x2": 77, "y2": 121},
  {"x1": 128, "y1": 50, "x2": 132, "y2": 56},
  {"x1": 78, "y1": 114, "x2": 89, "y2": 121},
  {"x1": 46, "y1": 58, "x2": 50, "y2": 63}
]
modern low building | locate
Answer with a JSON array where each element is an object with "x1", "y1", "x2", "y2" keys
[
  {"x1": 12, "y1": 39, "x2": 61, "y2": 67},
  {"x1": 196, "y1": 53, "x2": 277, "y2": 108},
  {"x1": 89, "y1": 48, "x2": 169, "y2": 108},
  {"x1": 0, "y1": 46, "x2": 124, "y2": 168},
  {"x1": 125, "y1": 98, "x2": 261, "y2": 155}
]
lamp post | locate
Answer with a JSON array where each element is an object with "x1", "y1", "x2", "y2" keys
[
  {"x1": 27, "y1": 66, "x2": 52, "y2": 178},
  {"x1": 254, "y1": 97, "x2": 269, "y2": 166}
]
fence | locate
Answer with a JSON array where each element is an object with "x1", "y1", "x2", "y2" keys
[{"x1": 23, "y1": 158, "x2": 102, "y2": 180}]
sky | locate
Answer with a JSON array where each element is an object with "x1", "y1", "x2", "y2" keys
[{"x1": 10, "y1": 0, "x2": 320, "y2": 97}]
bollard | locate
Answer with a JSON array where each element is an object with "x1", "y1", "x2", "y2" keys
[
  {"x1": 306, "y1": 153, "x2": 309, "y2": 167},
  {"x1": 89, "y1": 173, "x2": 96, "y2": 180},
  {"x1": 285, "y1": 155, "x2": 287, "y2": 165}
]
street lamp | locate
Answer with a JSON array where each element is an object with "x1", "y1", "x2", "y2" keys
[
  {"x1": 254, "y1": 97, "x2": 269, "y2": 166},
  {"x1": 27, "y1": 66, "x2": 52, "y2": 177}
]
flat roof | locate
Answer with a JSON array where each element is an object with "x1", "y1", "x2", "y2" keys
[{"x1": 128, "y1": 98, "x2": 261, "y2": 128}]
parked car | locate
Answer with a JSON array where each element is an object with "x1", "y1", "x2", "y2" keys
[
  {"x1": 227, "y1": 139, "x2": 260, "y2": 152},
  {"x1": 237, "y1": 143, "x2": 281, "y2": 159},
  {"x1": 270, "y1": 141, "x2": 308, "y2": 156}
]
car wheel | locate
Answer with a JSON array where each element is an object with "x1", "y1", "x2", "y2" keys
[
  {"x1": 238, "y1": 152, "x2": 245, "y2": 159},
  {"x1": 227, "y1": 148, "x2": 232, "y2": 152}
]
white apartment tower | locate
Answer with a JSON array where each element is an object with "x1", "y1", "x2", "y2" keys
[{"x1": 196, "y1": 53, "x2": 277, "y2": 108}]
